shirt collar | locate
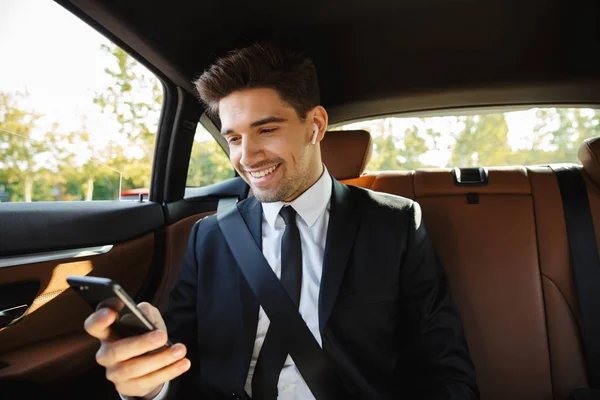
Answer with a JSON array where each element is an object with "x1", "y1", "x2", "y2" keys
[{"x1": 262, "y1": 166, "x2": 332, "y2": 229}]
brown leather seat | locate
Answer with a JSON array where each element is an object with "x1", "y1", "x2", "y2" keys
[
  {"x1": 414, "y1": 167, "x2": 554, "y2": 399},
  {"x1": 321, "y1": 130, "x2": 415, "y2": 198},
  {"x1": 321, "y1": 130, "x2": 373, "y2": 181},
  {"x1": 322, "y1": 128, "x2": 600, "y2": 399},
  {"x1": 528, "y1": 137, "x2": 600, "y2": 399}
]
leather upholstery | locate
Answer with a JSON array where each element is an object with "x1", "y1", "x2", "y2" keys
[
  {"x1": 324, "y1": 130, "x2": 600, "y2": 399},
  {"x1": 416, "y1": 181, "x2": 553, "y2": 399},
  {"x1": 343, "y1": 171, "x2": 415, "y2": 199},
  {"x1": 415, "y1": 167, "x2": 531, "y2": 196},
  {"x1": 530, "y1": 165, "x2": 589, "y2": 398},
  {"x1": 369, "y1": 171, "x2": 414, "y2": 197},
  {"x1": 0, "y1": 233, "x2": 154, "y2": 382},
  {"x1": 154, "y1": 212, "x2": 214, "y2": 312},
  {"x1": 0, "y1": 334, "x2": 97, "y2": 382},
  {"x1": 579, "y1": 137, "x2": 600, "y2": 188},
  {"x1": 321, "y1": 130, "x2": 372, "y2": 180}
]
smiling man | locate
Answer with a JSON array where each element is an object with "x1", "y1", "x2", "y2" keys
[
  {"x1": 83, "y1": 43, "x2": 478, "y2": 399},
  {"x1": 218, "y1": 88, "x2": 326, "y2": 203}
]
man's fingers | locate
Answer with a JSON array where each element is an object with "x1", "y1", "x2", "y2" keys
[
  {"x1": 96, "y1": 329, "x2": 169, "y2": 367},
  {"x1": 84, "y1": 308, "x2": 117, "y2": 341},
  {"x1": 108, "y1": 343, "x2": 187, "y2": 383},
  {"x1": 117, "y1": 358, "x2": 191, "y2": 397},
  {"x1": 137, "y1": 302, "x2": 166, "y2": 332}
]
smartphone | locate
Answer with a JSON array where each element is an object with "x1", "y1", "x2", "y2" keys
[{"x1": 67, "y1": 275, "x2": 171, "y2": 346}]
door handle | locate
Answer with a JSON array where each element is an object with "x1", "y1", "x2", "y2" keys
[
  {"x1": 0, "y1": 280, "x2": 40, "y2": 329},
  {"x1": 0, "y1": 304, "x2": 29, "y2": 316},
  {"x1": 0, "y1": 304, "x2": 29, "y2": 328}
]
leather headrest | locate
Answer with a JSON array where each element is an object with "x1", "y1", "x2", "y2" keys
[
  {"x1": 321, "y1": 130, "x2": 372, "y2": 180},
  {"x1": 579, "y1": 137, "x2": 600, "y2": 187}
]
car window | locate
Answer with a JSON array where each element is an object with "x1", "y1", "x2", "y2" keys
[
  {"x1": 186, "y1": 123, "x2": 234, "y2": 188},
  {"x1": 0, "y1": 0, "x2": 162, "y2": 202},
  {"x1": 333, "y1": 108, "x2": 600, "y2": 170}
]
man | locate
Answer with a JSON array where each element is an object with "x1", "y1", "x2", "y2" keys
[{"x1": 84, "y1": 43, "x2": 478, "y2": 399}]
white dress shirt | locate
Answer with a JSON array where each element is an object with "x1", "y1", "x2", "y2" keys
[
  {"x1": 244, "y1": 167, "x2": 331, "y2": 399},
  {"x1": 128, "y1": 167, "x2": 332, "y2": 400}
]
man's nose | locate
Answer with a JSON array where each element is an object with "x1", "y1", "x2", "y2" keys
[{"x1": 239, "y1": 137, "x2": 262, "y2": 168}]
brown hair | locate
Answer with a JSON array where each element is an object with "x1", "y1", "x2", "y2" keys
[{"x1": 194, "y1": 43, "x2": 320, "y2": 119}]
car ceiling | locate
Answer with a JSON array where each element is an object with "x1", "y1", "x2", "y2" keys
[{"x1": 57, "y1": 0, "x2": 600, "y2": 123}]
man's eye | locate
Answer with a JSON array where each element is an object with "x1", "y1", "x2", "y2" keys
[
  {"x1": 261, "y1": 127, "x2": 278, "y2": 134},
  {"x1": 228, "y1": 137, "x2": 240, "y2": 144}
]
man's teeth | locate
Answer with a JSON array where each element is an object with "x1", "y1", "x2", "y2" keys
[{"x1": 250, "y1": 165, "x2": 277, "y2": 178}]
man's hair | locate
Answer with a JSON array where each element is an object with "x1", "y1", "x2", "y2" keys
[{"x1": 194, "y1": 43, "x2": 320, "y2": 119}]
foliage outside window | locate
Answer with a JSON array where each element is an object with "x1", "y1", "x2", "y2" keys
[
  {"x1": 186, "y1": 124, "x2": 234, "y2": 187},
  {"x1": 0, "y1": 0, "x2": 161, "y2": 202},
  {"x1": 334, "y1": 108, "x2": 599, "y2": 171}
]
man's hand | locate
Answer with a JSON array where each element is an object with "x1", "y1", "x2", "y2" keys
[{"x1": 84, "y1": 302, "x2": 191, "y2": 399}]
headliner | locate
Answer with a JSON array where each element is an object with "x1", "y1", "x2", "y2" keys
[{"x1": 57, "y1": 0, "x2": 600, "y2": 123}]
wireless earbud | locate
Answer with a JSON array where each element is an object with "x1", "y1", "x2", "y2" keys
[{"x1": 311, "y1": 123, "x2": 319, "y2": 145}]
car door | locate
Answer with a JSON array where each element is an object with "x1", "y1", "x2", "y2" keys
[{"x1": 0, "y1": 2, "x2": 244, "y2": 398}]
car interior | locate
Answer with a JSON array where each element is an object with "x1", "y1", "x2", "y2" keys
[{"x1": 0, "y1": 0, "x2": 599, "y2": 399}]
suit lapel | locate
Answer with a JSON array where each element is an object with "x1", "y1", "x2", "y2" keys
[
  {"x1": 319, "y1": 179, "x2": 360, "y2": 334},
  {"x1": 236, "y1": 197, "x2": 261, "y2": 390},
  {"x1": 231, "y1": 182, "x2": 360, "y2": 383}
]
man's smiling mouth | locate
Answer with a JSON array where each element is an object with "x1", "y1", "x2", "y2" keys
[{"x1": 248, "y1": 164, "x2": 280, "y2": 178}]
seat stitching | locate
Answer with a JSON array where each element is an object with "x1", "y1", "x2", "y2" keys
[
  {"x1": 541, "y1": 273, "x2": 582, "y2": 333},
  {"x1": 528, "y1": 166, "x2": 557, "y2": 397},
  {"x1": 367, "y1": 175, "x2": 375, "y2": 190}
]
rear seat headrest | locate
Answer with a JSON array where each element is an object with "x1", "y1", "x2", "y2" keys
[
  {"x1": 320, "y1": 130, "x2": 372, "y2": 180},
  {"x1": 579, "y1": 137, "x2": 600, "y2": 187}
]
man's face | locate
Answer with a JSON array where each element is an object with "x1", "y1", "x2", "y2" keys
[{"x1": 219, "y1": 88, "x2": 320, "y2": 203}]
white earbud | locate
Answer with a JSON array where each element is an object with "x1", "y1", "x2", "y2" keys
[{"x1": 311, "y1": 123, "x2": 319, "y2": 145}]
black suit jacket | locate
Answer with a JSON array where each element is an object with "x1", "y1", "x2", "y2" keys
[{"x1": 164, "y1": 178, "x2": 478, "y2": 399}]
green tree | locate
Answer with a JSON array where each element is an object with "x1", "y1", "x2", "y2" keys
[
  {"x1": 93, "y1": 44, "x2": 163, "y2": 191},
  {"x1": 44, "y1": 124, "x2": 121, "y2": 201},
  {"x1": 516, "y1": 108, "x2": 600, "y2": 165},
  {"x1": 367, "y1": 119, "x2": 402, "y2": 170},
  {"x1": 366, "y1": 119, "x2": 438, "y2": 171},
  {"x1": 450, "y1": 114, "x2": 513, "y2": 167},
  {"x1": 369, "y1": 127, "x2": 429, "y2": 170},
  {"x1": 0, "y1": 91, "x2": 48, "y2": 202},
  {"x1": 187, "y1": 140, "x2": 234, "y2": 187}
]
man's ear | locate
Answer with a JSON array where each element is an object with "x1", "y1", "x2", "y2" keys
[{"x1": 310, "y1": 106, "x2": 328, "y2": 144}]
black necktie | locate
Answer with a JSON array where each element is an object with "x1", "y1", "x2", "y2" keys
[{"x1": 252, "y1": 206, "x2": 303, "y2": 399}]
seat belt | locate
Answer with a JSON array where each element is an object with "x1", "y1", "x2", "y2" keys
[
  {"x1": 552, "y1": 165, "x2": 600, "y2": 389},
  {"x1": 216, "y1": 197, "x2": 344, "y2": 399}
]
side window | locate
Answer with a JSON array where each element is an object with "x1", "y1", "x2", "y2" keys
[
  {"x1": 334, "y1": 108, "x2": 600, "y2": 170},
  {"x1": 186, "y1": 123, "x2": 234, "y2": 187},
  {"x1": 0, "y1": 0, "x2": 162, "y2": 202}
]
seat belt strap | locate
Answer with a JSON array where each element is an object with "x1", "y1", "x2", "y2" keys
[
  {"x1": 216, "y1": 197, "x2": 342, "y2": 399},
  {"x1": 552, "y1": 165, "x2": 600, "y2": 389}
]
